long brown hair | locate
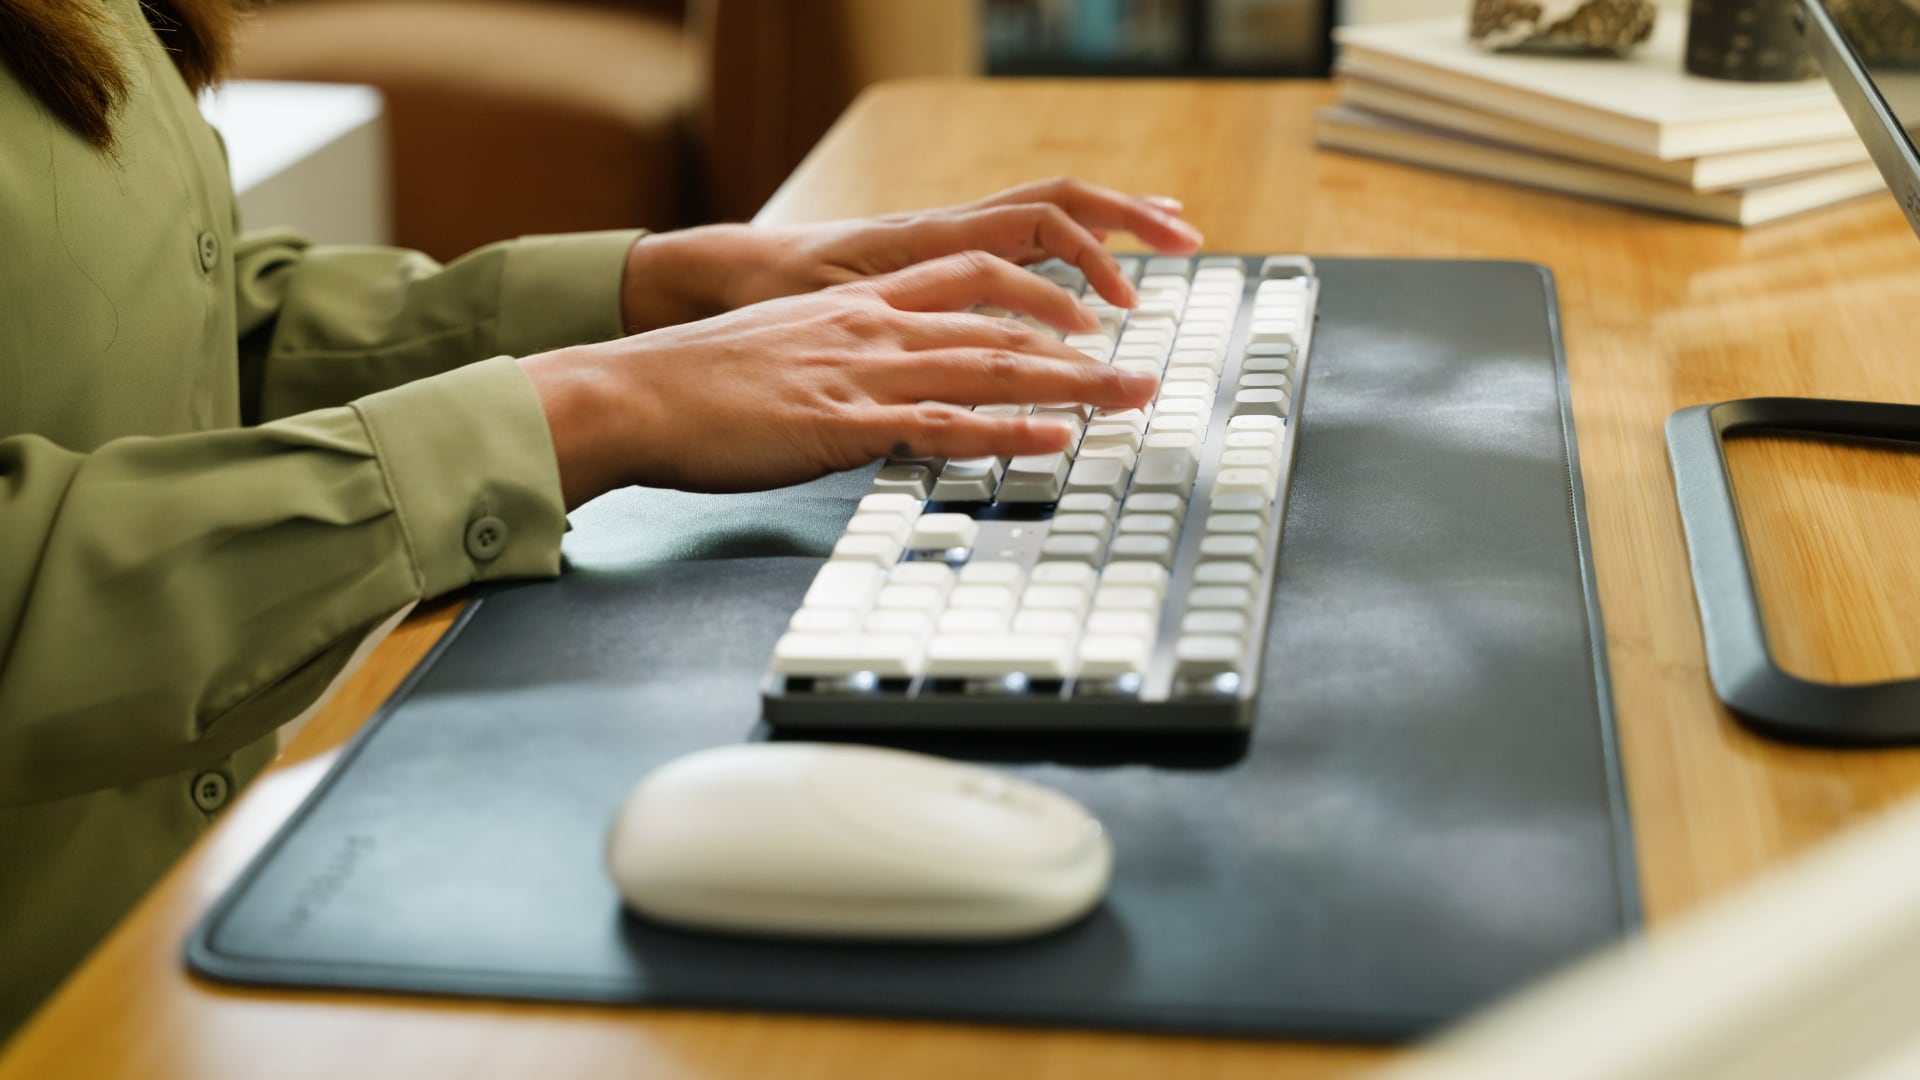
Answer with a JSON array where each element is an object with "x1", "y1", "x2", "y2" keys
[{"x1": 0, "y1": 0, "x2": 246, "y2": 150}]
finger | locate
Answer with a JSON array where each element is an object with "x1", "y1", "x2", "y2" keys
[
  {"x1": 869, "y1": 348, "x2": 1159, "y2": 410},
  {"x1": 973, "y1": 177, "x2": 1203, "y2": 254},
  {"x1": 862, "y1": 404, "x2": 1084, "y2": 462},
  {"x1": 856, "y1": 251, "x2": 1097, "y2": 333},
  {"x1": 889, "y1": 311, "x2": 1093, "y2": 365},
  {"x1": 904, "y1": 204, "x2": 1137, "y2": 308}
]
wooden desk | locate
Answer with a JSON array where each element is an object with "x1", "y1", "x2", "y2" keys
[{"x1": 9, "y1": 79, "x2": 1920, "y2": 1080}]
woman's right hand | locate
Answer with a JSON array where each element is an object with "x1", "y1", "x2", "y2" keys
[{"x1": 520, "y1": 251, "x2": 1158, "y2": 508}]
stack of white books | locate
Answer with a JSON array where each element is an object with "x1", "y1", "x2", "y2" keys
[{"x1": 1320, "y1": 17, "x2": 1883, "y2": 226}]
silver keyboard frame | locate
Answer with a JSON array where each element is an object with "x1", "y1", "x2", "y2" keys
[{"x1": 762, "y1": 255, "x2": 1319, "y2": 731}]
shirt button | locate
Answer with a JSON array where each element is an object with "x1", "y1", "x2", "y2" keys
[
  {"x1": 191, "y1": 771, "x2": 231, "y2": 813},
  {"x1": 197, "y1": 231, "x2": 219, "y2": 273},
  {"x1": 465, "y1": 515, "x2": 510, "y2": 561}
]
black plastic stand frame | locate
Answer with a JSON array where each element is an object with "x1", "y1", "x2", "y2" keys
[{"x1": 1666, "y1": 397, "x2": 1920, "y2": 743}]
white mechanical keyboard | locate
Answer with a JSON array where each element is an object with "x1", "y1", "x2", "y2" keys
[{"x1": 762, "y1": 254, "x2": 1318, "y2": 730}]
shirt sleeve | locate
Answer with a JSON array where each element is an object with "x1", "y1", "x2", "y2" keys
[
  {"x1": 0, "y1": 356, "x2": 567, "y2": 806},
  {"x1": 232, "y1": 227, "x2": 643, "y2": 422}
]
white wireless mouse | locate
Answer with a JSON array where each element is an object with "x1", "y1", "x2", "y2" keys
[{"x1": 606, "y1": 742, "x2": 1112, "y2": 941}]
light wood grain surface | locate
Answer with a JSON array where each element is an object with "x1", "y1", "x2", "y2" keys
[{"x1": 8, "y1": 79, "x2": 1920, "y2": 1080}]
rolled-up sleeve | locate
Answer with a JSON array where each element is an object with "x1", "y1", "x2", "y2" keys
[
  {"x1": 233, "y1": 227, "x2": 642, "y2": 422},
  {"x1": 0, "y1": 357, "x2": 566, "y2": 806}
]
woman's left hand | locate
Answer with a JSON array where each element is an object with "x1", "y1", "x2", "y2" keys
[{"x1": 621, "y1": 177, "x2": 1205, "y2": 333}]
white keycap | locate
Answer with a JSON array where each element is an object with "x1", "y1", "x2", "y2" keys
[
  {"x1": 999, "y1": 453, "x2": 1072, "y2": 502},
  {"x1": 772, "y1": 633, "x2": 923, "y2": 678},
  {"x1": 1163, "y1": 366, "x2": 1219, "y2": 389},
  {"x1": 1064, "y1": 332, "x2": 1115, "y2": 354},
  {"x1": 888, "y1": 561, "x2": 956, "y2": 589},
  {"x1": 1173, "y1": 635, "x2": 1244, "y2": 679},
  {"x1": 803, "y1": 562, "x2": 884, "y2": 609},
  {"x1": 938, "y1": 609, "x2": 1009, "y2": 635},
  {"x1": 1086, "y1": 610, "x2": 1158, "y2": 637},
  {"x1": 1056, "y1": 492, "x2": 1117, "y2": 518},
  {"x1": 925, "y1": 635, "x2": 1074, "y2": 679},
  {"x1": 1050, "y1": 512, "x2": 1114, "y2": 536},
  {"x1": 1030, "y1": 561, "x2": 1098, "y2": 588},
  {"x1": 1083, "y1": 422, "x2": 1143, "y2": 451},
  {"x1": 1092, "y1": 407, "x2": 1151, "y2": 433},
  {"x1": 1189, "y1": 585, "x2": 1255, "y2": 611},
  {"x1": 1199, "y1": 534, "x2": 1264, "y2": 566},
  {"x1": 974, "y1": 403, "x2": 1031, "y2": 418},
  {"x1": 831, "y1": 534, "x2": 902, "y2": 566},
  {"x1": 1143, "y1": 431, "x2": 1202, "y2": 460},
  {"x1": 1091, "y1": 585, "x2": 1162, "y2": 612},
  {"x1": 1109, "y1": 534, "x2": 1176, "y2": 566},
  {"x1": 1116, "y1": 512, "x2": 1180, "y2": 537},
  {"x1": 1076, "y1": 443, "x2": 1136, "y2": 471},
  {"x1": 1153, "y1": 397, "x2": 1211, "y2": 419},
  {"x1": 1214, "y1": 467, "x2": 1277, "y2": 500},
  {"x1": 1122, "y1": 493, "x2": 1186, "y2": 520},
  {"x1": 1100, "y1": 561, "x2": 1170, "y2": 593},
  {"x1": 1064, "y1": 458, "x2": 1130, "y2": 498},
  {"x1": 931, "y1": 457, "x2": 1004, "y2": 501},
  {"x1": 1232, "y1": 388, "x2": 1290, "y2": 419},
  {"x1": 790, "y1": 607, "x2": 859, "y2": 634},
  {"x1": 1205, "y1": 512, "x2": 1266, "y2": 536},
  {"x1": 910, "y1": 512, "x2": 979, "y2": 551},
  {"x1": 1182, "y1": 610, "x2": 1250, "y2": 638},
  {"x1": 957, "y1": 560, "x2": 1024, "y2": 587},
  {"x1": 1240, "y1": 373, "x2": 1291, "y2": 391},
  {"x1": 1247, "y1": 321, "x2": 1301, "y2": 347},
  {"x1": 1243, "y1": 354, "x2": 1292, "y2": 374},
  {"x1": 947, "y1": 584, "x2": 1016, "y2": 611},
  {"x1": 1220, "y1": 448, "x2": 1282, "y2": 474},
  {"x1": 859, "y1": 493, "x2": 924, "y2": 518},
  {"x1": 1013, "y1": 609, "x2": 1084, "y2": 638},
  {"x1": 1132, "y1": 449, "x2": 1199, "y2": 496},
  {"x1": 873, "y1": 584, "x2": 948, "y2": 613},
  {"x1": 865, "y1": 609, "x2": 936, "y2": 637},
  {"x1": 1226, "y1": 430, "x2": 1282, "y2": 451},
  {"x1": 1021, "y1": 584, "x2": 1092, "y2": 614},
  {"x1": 1260, "y1": 255, "x2": 1315, "y2": 278},
  {"x1": 1041, "y1": 533, "x2": 1108, "y2": 564},
  {"x1": 1076, "y1": 635, "x2": 1152, "y2": 679},
  {"x1": 1228, "y1": 414, "x2": 1285, "y2": 433},
  {"x1": 870, "y1": 463, "x2": 933, "y2": 500},
  {"x1": 1193, "y1": 561, "x2": 1259, "y2": 587},
  {"x1": 844, "y1": 512, "x2": 912, "y2": 544},
  {"x1": 1173, "y1": 336, "x2": 1228, "y2": 359},
  {"x1": 1146, "y1": 413, "x2": 1206, "y2": 435},
  {"x1": 1158, "y1": 380, "x2": 1214, "y2": 401},
  {"x1": 1210, "y1": 490, "x2": 1266, "y2": 514}
]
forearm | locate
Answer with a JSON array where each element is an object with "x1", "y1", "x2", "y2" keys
[
  {"x1": 0, "y1": 357, "x2": 567, "y2": 805},
  {"x1": 236, "y1": 228, "x2": 642, "y2": 422}
]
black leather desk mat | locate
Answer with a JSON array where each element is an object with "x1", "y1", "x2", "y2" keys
[{"x1": 188, "y1": 259, "x2": 1637, "y2": 1041}]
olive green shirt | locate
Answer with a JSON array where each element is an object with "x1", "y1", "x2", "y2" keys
[{"x1": 0, "y1": 3, "x2": 643, "y2": 1035}]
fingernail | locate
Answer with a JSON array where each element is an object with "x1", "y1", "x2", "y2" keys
[
  {"x1": 1120, "y1": 370, "x2": 1160, "y2": 395},
  {"x1": 1169, "y1": 216, "x2": 1204, "y2": 243},
  {"x1": 1145, "y1": 195, "x2": 1185, "y2": 213}
]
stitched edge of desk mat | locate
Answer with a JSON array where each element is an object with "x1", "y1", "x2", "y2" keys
[{"x1": 186, "y1": 258, "x2": 1637, "y2": 1042}]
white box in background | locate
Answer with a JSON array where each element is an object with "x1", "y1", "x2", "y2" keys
[{"x1": 200, "y1": 80, "x2": 391, "y2": 246}]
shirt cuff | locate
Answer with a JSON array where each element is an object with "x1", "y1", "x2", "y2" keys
[
  {"x1": 352, "y1": 355, "x2": 568, "y2": 597},
  {"x1": 495, "y1": 229, "x2": 646, "y2": 358}
]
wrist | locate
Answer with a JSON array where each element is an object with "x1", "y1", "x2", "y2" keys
[
  {"x1": 621, "y1": 224, "x2": 762, "y2": 333},
  {"x1": 518, "y1": 344, "x2": 637, "y2": 509}
]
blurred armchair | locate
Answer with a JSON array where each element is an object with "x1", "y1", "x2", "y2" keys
[{"x1": 236, "y1": 0, "x2": 978, "y2": 260}]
